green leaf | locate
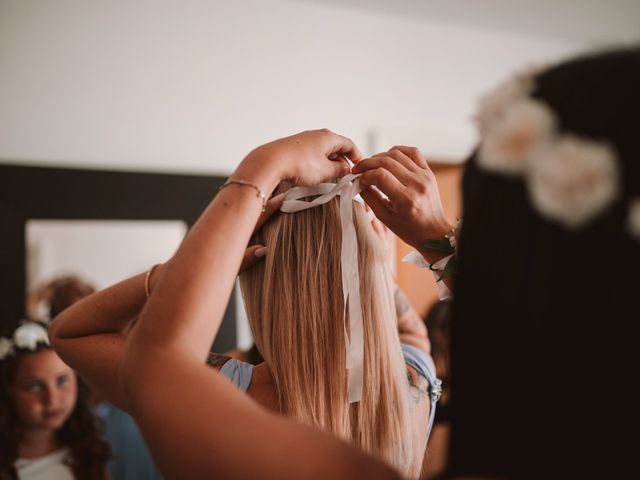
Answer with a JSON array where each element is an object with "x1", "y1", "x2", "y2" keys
[
  {"x1": 422, "y1": 239, "x2": 455, "y2": 254},
  {"x1": 437, "y1": 256, "x2": 457, "y2": 282}
]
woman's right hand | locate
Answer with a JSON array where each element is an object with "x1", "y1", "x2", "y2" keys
[
  {"x1": 232, "y1": 129, "x2": 364, "y2": 194},
  {"x1": 352, "y1": 146, "x2": 453, "y2": 262}
]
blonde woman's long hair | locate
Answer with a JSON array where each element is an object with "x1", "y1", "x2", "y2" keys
[{"x1": 240, "y1": 185, "x2": 416, "y2": 476}]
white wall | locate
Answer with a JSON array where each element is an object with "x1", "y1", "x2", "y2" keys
[
  {"x1": 26, "y1": 220, "x2": 187, "y2": 292},
  {"x1": 0, "y1": 0, "x2": 583, "y2": 174}
]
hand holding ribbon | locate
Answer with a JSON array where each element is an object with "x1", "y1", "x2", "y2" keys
[{"x1": 352, "y1": 146, "x2": 453, "y2": 264}]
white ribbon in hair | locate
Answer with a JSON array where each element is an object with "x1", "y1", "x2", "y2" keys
[{"x1": 280, "y1": 174, "x2": 365, "y2": 403}]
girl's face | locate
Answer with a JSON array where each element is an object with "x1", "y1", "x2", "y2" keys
[{"x1": 9, "y1": 349, "x2": 78, "y2": 432}]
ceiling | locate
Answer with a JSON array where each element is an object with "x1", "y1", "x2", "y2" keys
[{"x1": 300, "y1": 0, "x2": 640, "y2": 45}]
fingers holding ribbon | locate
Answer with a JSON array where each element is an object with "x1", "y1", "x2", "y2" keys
[
  {"x1": 239, "y1": 245, "x2": 267, "y2": 273},
  {"x1": 387, "y1": 145, "x2": 430, "y2": 169},
  {"x1": 299, "y1": 128, "x2": 363, "y2": 184},
  {"x1": 272, "y1": 129, "x2": 364, "y2": 186},
  {"x1": 352, "y1": 146, "x2": 453, "y2": 254}
]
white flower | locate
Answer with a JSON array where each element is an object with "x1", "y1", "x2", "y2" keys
[
  {"x1": 527, "y1": 136, "x2": 619, "y2": 228},
  {"x1": 475, "y1": 65, "x2": 544, "y2": 136},
  {"x1": 0, "y1": 338, "x2": 15, "y2": 360},
  {"x1": 447, "y1": 234, "x2": 457, "y2": 250},
  {"x1": 478, "y1": 99, "x2": 555, "y2": 176},
  {"x1": 13, "y1": 321, "x2": 50, "y2": 350},
  {"x1": 627, "y1": 198, "x2": 640, "y2": 241},
  {"x1": 402, "y1": 250, "x2": 430, "y2": 269}
]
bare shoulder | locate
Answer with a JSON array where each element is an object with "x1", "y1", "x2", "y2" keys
[{"x1": 406, "y1": 365, "x2": 431, "y2": 406}]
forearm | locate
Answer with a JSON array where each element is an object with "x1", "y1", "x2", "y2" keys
[
  {"x1": 127, "y1": 160, "x2": 282, "y2": 361},
  {"x1": 123, "y1": 350, "x2": 399, "y2": 480},
  {"x1": 49, "y1": 272, "x2": 149, "y2": 410},
  {"x1": 50, "y1": 273, "x2": 147, "y2": 339}
]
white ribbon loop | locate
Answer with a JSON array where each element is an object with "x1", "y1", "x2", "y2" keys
[{"x1": 280, "y1": 174, "x2": 365, "y2": 403}]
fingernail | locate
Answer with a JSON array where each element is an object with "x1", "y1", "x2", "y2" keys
[
  {"x1": 254, "y1": 246, "x2": 267, "y2": 258},
  {"x1": 272, "y1": 193, "x2": 286, "y2": 201}
]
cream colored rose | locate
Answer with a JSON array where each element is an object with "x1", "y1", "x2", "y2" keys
[
  {"x1": 527, "y1": 136, "x2": 619, "y2": 228},
  {"x1": 475, "y1": 65, "x2": 544, "y2": 135},
  {"x1": 478, "y1": 99, "x2": 555, "y2": 176},
  {"x1": 627, "y1": 198, "x2": 640, "y2": 240}
]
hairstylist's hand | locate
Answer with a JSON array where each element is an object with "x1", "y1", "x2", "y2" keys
[
  {"x1": 233, "y1": 129, "x2": 364, "y2": 193},
  {"x1": 352, "y1": 146, "x2": 453, "y2": 262},
  {"x1": 239, "y1": 193, "x2": 284, "y2": 272},
  {"x1": 148, "y1": 194, "x2": 283, "y2": 296}
]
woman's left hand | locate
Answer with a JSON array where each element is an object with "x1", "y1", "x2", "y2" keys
[
  {"x1": 238, "y1": 193, "x2": 285, "y2": 272},
  {"x1": 233, "y1": 129, "x2": 364, "y2": 194}
]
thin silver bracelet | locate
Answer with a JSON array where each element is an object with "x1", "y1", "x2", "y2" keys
[{"x1": 218, "y1": 179, "x2": 267, "y2": 212}]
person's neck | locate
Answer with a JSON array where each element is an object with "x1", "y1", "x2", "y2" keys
[{"x1": 18, "y1": 428, "x2": 61, "y2": 459}]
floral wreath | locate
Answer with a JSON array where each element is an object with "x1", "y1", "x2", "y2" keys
[
  {"x1": 0, "y1": 320, "x2": 50, "y2": 361},
  {"x1": 475, "y1": 65, "x2": 640, "y2": 238}
]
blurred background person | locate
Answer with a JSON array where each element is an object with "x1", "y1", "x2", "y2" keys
[{"x1": 420, "y1": 300, "x2": 452, "y2": 480}]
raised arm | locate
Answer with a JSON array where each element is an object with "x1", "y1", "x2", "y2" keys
[
  {"x1": 80, "y1": 130, "x2": 397, "y2": 480},
  {"x1": 123, "y1": 130, "x2": 358, "y2": 364},
  {"x1": 49, "y1": 198, "x2": 280, "y2": 411},
  {"x1": 48, "y1": 271, "x2": 148, "y2": 410},
  {"x1": 120, "y1": 130, "x2": 399, "y2": 479}
]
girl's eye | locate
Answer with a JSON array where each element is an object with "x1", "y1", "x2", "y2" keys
[
  {"x1": 57, "y1": 375, "x2": 70, "y2": 387},
  {"x1": 24, "y1": 381, "x2": 43, "y2": 393}
]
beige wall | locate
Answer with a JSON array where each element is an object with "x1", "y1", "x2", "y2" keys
[
  {"x1": 395, "y1": 163, "x2": 463, "y2": 317},
  {"x1": 0, "y1": 0, "x2": 582, "y2": 174}
]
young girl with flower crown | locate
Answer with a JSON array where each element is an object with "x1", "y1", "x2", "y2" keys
[{"x1": 0, "y1": 321, "x2": 110, "y2": 480}]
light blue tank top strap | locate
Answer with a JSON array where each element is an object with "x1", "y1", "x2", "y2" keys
[
  {"x1": 220, "y1": 348, "x2": 441, "y2": 439},
  {"x1": 219, "y1": 359, "x2": 254, "y2": 392},
  {"x1": 401, "y1": 343, "x2": 442, "y2": 439}
]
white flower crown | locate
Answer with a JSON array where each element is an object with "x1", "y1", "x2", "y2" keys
[
  {"x1": 476, "y1": 67, "x2": 639, "y2": 236},
  {"x1": 0, "y1": 321, "x2": 50, "y2": 360}
]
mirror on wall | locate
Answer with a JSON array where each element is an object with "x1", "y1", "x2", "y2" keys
[
  {"x1": 0, "y1": 164, "x2": 237, "y2": 351},
  {"x1": 26, "y1": 219, "x2": 187, "y2": 320}
]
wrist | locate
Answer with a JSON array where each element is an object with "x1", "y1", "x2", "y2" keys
[
  {"x1": 417, "y1": 247, "x2": 451, "y2": 266},
  {"x1": 232, "y1": 149, "x2": 287, "y2": 197},
  {"x1": 416, "y1": 222, "x2": 457, "y2": 265}
]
